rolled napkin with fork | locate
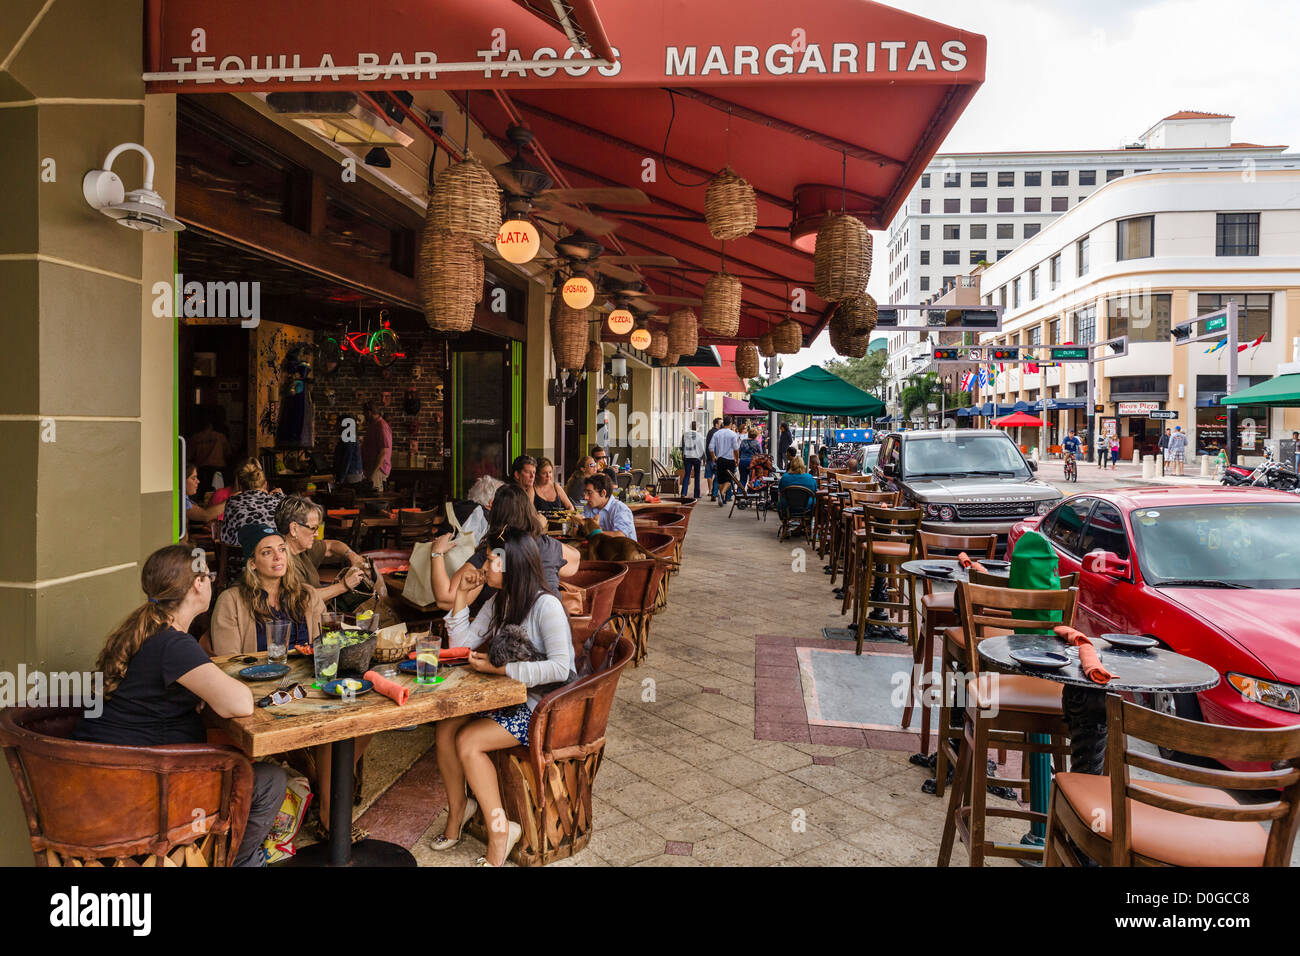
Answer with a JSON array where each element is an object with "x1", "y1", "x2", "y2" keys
[
  {"x1": 957, "y1": 551, "x2": 988, "y2": 574},
  {"x1": 1053, "y1": 626, "x2": 1114, "y2": 684},
  {"x1": 364, "y1": 669, "x2": 410, "y2": 705}
]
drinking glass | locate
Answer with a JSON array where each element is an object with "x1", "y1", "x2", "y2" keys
[
  {"x1": 415, "y1": 634, "x2": 442, "y2": 685},
  {"x1": 313, "y1": 636, "x2": 342, "y2": 688},
  {"x1": 266, "y1": 620, "x2": 290, "y2": 665}
]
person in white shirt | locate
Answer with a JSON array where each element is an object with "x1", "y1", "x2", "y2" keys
[
  {"x1": 708, "y1": 418, "x2": 742, "y2": 505},
  {"x1": 435, "y1": 529, "x2": 575, "y2": 866},
  {"x1": 681, "y1": 421, "x2": 705, "y2": 500}
]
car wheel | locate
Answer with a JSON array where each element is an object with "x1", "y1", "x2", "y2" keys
[{"x1": 1137, "y1": 689, "x2": 1210, "y2": 763}]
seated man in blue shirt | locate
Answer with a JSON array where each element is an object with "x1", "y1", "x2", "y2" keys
[{"x1": 581, "y1": 472, "x2": 638, "y2": 541}]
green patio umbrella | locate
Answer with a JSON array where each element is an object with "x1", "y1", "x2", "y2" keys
[{"x1": 1219, "y1": 373, "x2": 1300, "y2": 407}]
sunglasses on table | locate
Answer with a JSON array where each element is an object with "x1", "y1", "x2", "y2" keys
[{"x1": 257, "y1": 684, "x2": 307, "y2": 708}]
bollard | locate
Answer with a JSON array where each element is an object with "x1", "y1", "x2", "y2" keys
[
  {"x1": 1131, "y1": 450, "x2": 1141, "y2": 466},
  {"x1": 1200, "y1": 455, "x2": 1212, "y2": 477},
  {"x1": 1142, "y1": 457, "x2": 1155, "y2": 479},
  {"x1": 1155, "y1": 454, "x2": 1164, "y2": 475}
]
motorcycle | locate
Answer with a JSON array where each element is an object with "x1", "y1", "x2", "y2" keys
[{"x1": 1221, "y1": 448, "x2": 1300, "y2": 491}]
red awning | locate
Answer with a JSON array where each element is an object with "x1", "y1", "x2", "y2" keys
[
  {"x1": 992, "y1": 412, "x2": 1046, "y2": 428},
  {"x1": 693, "y1": 346, "x2": 745, "y2": 393},
  {"x1": 145, "y1": 0, "x2": 985, "y2": 344}
]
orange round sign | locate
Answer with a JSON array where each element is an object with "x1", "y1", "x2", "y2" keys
[
  {"x1": 629, "y1": 328, "x2": 652, "y2": 350},
  {"x1": 495, "y1": 218, "x2": 540, "y2": 264},
  {"x1": 561, "y1": 275, "x2": 595, "y2": 309},
  {"x1": 607, "y1": 308, "x2": 635, "y2": 335}
]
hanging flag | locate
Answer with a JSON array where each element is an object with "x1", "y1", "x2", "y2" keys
[
  {"x1": 1204, "y1": 338, "x2": 1227, "y2": 355},
  {"x1": 978, "y1": 366, "x2": 989, "y2": 388},
  {"x1": 1237, "y1": 333, "x2": 1265, "y2": 353},
  {"x1": 959, "y1": 370, "x2": 972, "y2": 391}
]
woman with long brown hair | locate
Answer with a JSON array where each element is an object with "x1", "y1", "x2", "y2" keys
[
  {"x1": 75, "y1": 544, "x2": 287, "y2": 867},
  {"x1": 564, "y1": 455, "x2": 598, "y2": 504}
]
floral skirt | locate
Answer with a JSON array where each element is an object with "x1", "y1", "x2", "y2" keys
[{"x1": 482, "y1": 703, "x2": 532, "y2": 746}]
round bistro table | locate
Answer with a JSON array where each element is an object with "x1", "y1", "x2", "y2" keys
[{"x1": 976, "y1": 632, "x2": 1220, "y2": 774}]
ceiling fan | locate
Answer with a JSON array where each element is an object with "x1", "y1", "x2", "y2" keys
[
  {"x1": 491, "y1": 125, "x2": 649, "y2": 236},
  {"x1": 531, "y1": 231, "x2": 681, "y2": 285}
]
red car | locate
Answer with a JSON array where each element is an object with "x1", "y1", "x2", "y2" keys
[{"x1": 1007, "y1": 486, "x2": 1300, "y2": 734}]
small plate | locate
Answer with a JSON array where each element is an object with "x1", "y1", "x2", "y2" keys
[
  {"x1": 1098, "y1": 633, "x2": 1159, "y2": 650},
  {"x1": 921, "y1": 564, "x2": 954, "y2": 576},
  {"x1": 982, "y1": 559, "x2": 1011, "y2": 571},
  {"x1": 1009, "y1": 650, "x2": 1070, "y2": 670},
  {"x1": 321, "y1": 678, "x2": 373, "y2": 697},
  {"x1": 238, "y1": 663, "x2": 289, "y2": 681},
  {"x1": 397, "y1": 659, "x2": 419, "y2": 674}
]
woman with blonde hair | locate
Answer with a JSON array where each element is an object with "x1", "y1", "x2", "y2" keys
[
  {"x1": 564, "y1": 456, "x2": 597, "y2": 503},
  {"x1": 218, "y1": 459, "x2": 285, "y2": 547},
  {"x1": 531, "y1": 457, "x2": 574, "y2": 514},
  {"x1": 75, "y1": 544, "x2": 286, "y2": 866}
]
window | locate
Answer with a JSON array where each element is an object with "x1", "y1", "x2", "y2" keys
[
  {"x1": 1024, "y1": 171, "x2": 1042, "y2": 186},
  {"x1": 1024, "y1": 222, "x2": 1041, "y2": 238},
  {"x1": 921, "y1": 173, "x2": 931, "y2": 188},
  {"x1": 1079, "y1": 170, "x2": 1097, "y2": 186},
  {"x1": 943, "y1": 224, "x2": 960, "y2": 240},
  {"x1": 997, "y1": 249, "x2": 1011, "y2": 260},
  {"x1": 944, "y1": 198, "x2": 960, "y2": 214},
  {"x1": 1108, "y1": 293, "x2": 1171, "y2": 342},
  {"x1": 919, "y1": 276, "x2": 930, "y2": 291},
  {"x1": 970, "y1": 223, "x2": 987, "y2": 239},
  {"x1": 1045, "y1": 498, "x2": 1095, "y2": 556},
  {"x1": 997, "y1": 197, "x2": 1014, "y2": 213},
  {"x1": 1109, "y1": 375, "x2": 1168, "y2": 395},
  {"x1": 1082, "y1": 503, "x2": 1130, "y2": 560},
  {"x1": 1028, "y1": 326, "x2": 1042, "y2": 347},
  {"x1": 1117, "y1": 215, "x2": 1154, "y2": 260},
  {"x1": 1198, "y1": 292, "x2": 1273, "y2": 343},
  {"x1": 1106, "y1": 169, "x2": 1124, "y2": 182},
  {"x1": 997, "y1": 222, "x2": 1014, "y2": 239},
  {"x1": 971, "y1": 172, "x2": 988, "y2": 187},
  {"x1": 1030, "y1": 269, "x2": 1039, "y2": 299},
  {"x1": 1013, "y1": 277, "x2": 1022, "y2": 308},
  {"x1": 945, "y1": 170, "x2": 961, "y2": 187},
  {"x1": 1077, "y1": 235, "x2": 1090, "y2": 275},
  {"x1": 943, "y1": 249, "x2": 960, "y2": 265},
  {"x1": 1216, "y1": 213, "x2": 1260, "y2": 256},
  {"x1": 998, "y1": 286, "x2": 1007, "y2": 307},
  {"x1": 919, "y1": 250, "x2": 930, "y2": 265},
  {"x1": 921, "y1": 199, "x2": 931, "y2": 214},
  {"x1": 971, "y1": 198, "x2": 988, "y2": 213},
  {"x1": 970, "y1": 249, "x2": 986, "y2": 265},
  {"x1": 1052, "y1": 170, "x2": 1069, "y2": 186},
  {"x1": 1024, "y1": 197, "x2": 1042, "y2": 213},
  {"x1": 1074, "y1": 306, "x2": 1096, "y2": 344},
  {"x1": 1050, "y1": 253, "x2": 1062, "y2": 290},
  {"x1": 998, "y1": 171, "x2": 1015, "y2": 187},
  {"x1": 920, "y1": 225, "x2": 930, "y2": 240},
  {"x1": 943, "y1": 275, "x2": 956, "y2": 289},
  {"x1": 1049, "y1": 318, "x2": 1061, "y2": 344},
  {"x1": 1051, "y1": 196, "x2": 1068, "y2": 212}
]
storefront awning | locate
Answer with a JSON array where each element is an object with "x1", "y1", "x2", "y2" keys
[
  {"x1": 723, "y1": 395, "x2": 763, "y2": 416},
  {"x1": 1220, "y1": 373, "x2": 1300, "y2": 407},
  {"x1": 145, "y1": 0, "x2": 986, "y2": 344},
  {"x1": 693, "y1": 347, "x2": 746, "y2": 392},
  {"x1": 750, "y1": 366, "x2": 886, "y2": 416}
]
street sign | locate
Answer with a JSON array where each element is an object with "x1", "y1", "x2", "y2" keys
[
  {"x1": 968, "y1": 347, "x2": 982, "y2": 361},
  {"x1": 1051, "y1": 347, "x2": 1089, "y2": 361},
  {"x1": 1204, "y1": 314, "x2": 1227, "y2": 333},
  {"x1": 1149, "y1": 410, "x2": 1178, "y2": 420}
]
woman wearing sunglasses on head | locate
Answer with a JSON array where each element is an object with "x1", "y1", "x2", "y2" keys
[
  {"x1": 433, "y1": 528, "x2": 576, "y2": 866},
  {"x1": 74, "y1": 544, "x2": 286, "y2": 866}
]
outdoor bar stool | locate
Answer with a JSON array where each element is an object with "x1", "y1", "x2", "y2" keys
[
  {"x1": 814, "y1": 490, "x2": 832, "y2": 559},
  {"x1": 933, "y1": 570, "x2": 1079, "y2": 798},
  {"x1": 900, "y1": 532, "x2": 998, "y2": 754},
  {"x1": 851, "y1": 505, "x2": 921, "y2": 654},
  {"x1": 777, "y1": 485, "x2": 816, "y2": 543},
  {"x1": 634, "y1": 512, "x2": 687, "y2": 569},
  {"x1": 1045, "y1": 694, "x2": 1300, "y2": 867},
  {"x1": 634, "y1": 531, "x2": 677, "y2": 609},
  {"x1": 612, "y1": 558, "x2": 668, "y2": 664},
  {"x1": 839, "y1": 491, "x2": 903, "y2": 616},
  {"x1": 938, "y1": 581, "x2": 1078, "y2": 868},
  {"x1": 564, "y1": 561, "x2": 628, "y2": 653}
]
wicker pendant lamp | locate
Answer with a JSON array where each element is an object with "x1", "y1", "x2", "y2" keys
[
  {"x1": 813, "y1": 213, "x2": 872, "y2": 302},
  {"x1": 417, "y1": 228, "x2": 479, "y2": 332},
  {"x1": 550, "y1": 298, "x2": 589, "y2": 370},
  {"x1": 757, "y1": 331, "x2": 776, "y2": 358},
  {"x1": 773, "y1": 318, "x2": 803, "y2": 354},
  {"x1": 668, "y1": 309, "x2": 699, "y2": 358},
  {"x1": 647, "y1": 328, "x2": 670, "y2": 360},
  {"x1": 835, "y1": 293, "x2": 878, "y2": 335},
  {"x1": 661, "y1": 353, "x2": 680, "y2": 366},
  {"x1": 734, "y1": 341, "x2": 759, "y2": 381},
  {"x1": 705, "y1": 167, "x2": 757, "y2": 240},
  {"x1": 429, "y1": 154, "x2": 502, "y2": 243},
  {"x1": 828, "y1": 320, "x2": 870, "y2": 358},
  {"x1": 584, "y1": 341, "x2": 604, "y2": 373},
  {"x1": 701, "y1": 272, "x2": 742, "y2": 336}
]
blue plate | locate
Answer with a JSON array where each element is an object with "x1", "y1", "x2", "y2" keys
[
  {"x1": 238, "y1": 663, "x2": 289, "y2": 681},
  {"x1": 321, "y1": 678, "x2": 373, "y2": 697},
  {"x1": 397, "y1": 659, "x2": 418, "y2": 673}
]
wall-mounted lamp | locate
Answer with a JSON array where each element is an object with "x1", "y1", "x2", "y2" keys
[{"x1": 83, "y1": 143, "x2": 184, "y2": 233}]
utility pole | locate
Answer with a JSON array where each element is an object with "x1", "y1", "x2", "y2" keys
[{"x1": 1226, "y1": 298, "x2": 1239, "y2": 466}]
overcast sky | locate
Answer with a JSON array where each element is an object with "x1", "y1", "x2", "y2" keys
[{"x1": 781, "y1": 0, "x2": 1300, "y2": 377}]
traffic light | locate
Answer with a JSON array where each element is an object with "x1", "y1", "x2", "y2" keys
[
  {"x1": 991, "y1": 346, "x2": 1019, "y2": 361},
  {"x1": 876, "y1": 308, "x2": 899, "y2": 328},
  {"x1": 962, "y1": 309, "x2": 1000, "y2": 328},
  {"x1": 933, "y1": 348, "x2": 961, "y2": 361}
]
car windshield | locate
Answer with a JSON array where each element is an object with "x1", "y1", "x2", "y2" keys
[
  {"x1": 860, "y1": 446, "x2": 880, "y2": 474},
  {"x1": 902, "y1": 435, "x2": 1030, "y2": 479},
  {"x1": 1131, "y1": 503, "x2": 1300, "y2": 589}
]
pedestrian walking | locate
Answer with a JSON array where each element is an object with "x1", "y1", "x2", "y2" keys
[
  {"x1": 1167, "y1": 425, "x2": 1188, "y2": 476},
  {"x1": 681, "y1": 421, "x2": 705, "y2": 500},
  {"x1": 1109, "y1": 435, "x2": 1120, "y2": 469},
  {"x1": 708, "y1": 418, "x2": 742, "y2": 506},
  {"x1": 704, "y1": 417, "x2": 722, "y2": 500},
  {"x1": 1158, "y1": 428, "x2": 1171, "y2": 475}
]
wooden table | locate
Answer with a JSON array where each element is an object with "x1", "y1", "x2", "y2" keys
[{"x1": 206, "y1": 652, "x2": 526, "y2": 867}]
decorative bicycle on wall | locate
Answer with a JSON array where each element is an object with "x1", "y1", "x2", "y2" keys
[{"x1": 320, "y1": 310, "x2": 405, "y2": 373}]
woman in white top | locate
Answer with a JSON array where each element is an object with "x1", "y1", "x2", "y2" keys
[{"x1": 433, "y1": 528, "x2": 575, "y2": 866}]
